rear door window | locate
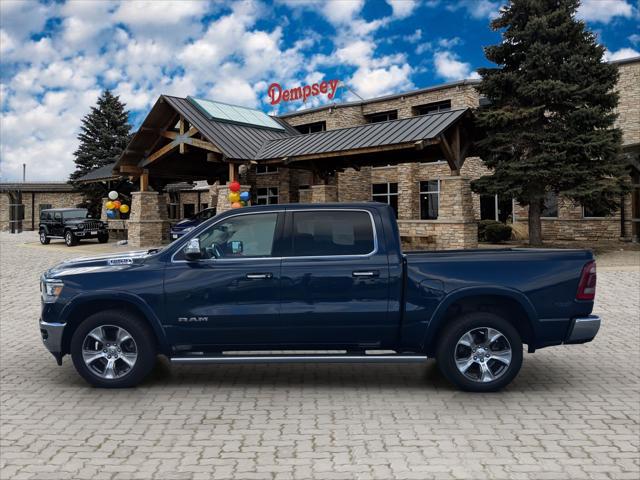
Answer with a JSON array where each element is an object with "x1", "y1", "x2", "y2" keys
[{"x1": 291, "y1": 211, "x2": 375, "y2": 256}]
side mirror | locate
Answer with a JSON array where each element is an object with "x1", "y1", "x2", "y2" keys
[{"x1": 183, "y1": 238, "x2": 202, "y2": 261}]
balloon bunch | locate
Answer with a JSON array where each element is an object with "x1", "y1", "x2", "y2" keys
[
  {"x1": 105, "y1": 191, "x2": 130, "y2": 219},
  {"x1": 228, "y1": 181, "x2": 250, "y2": 209}
]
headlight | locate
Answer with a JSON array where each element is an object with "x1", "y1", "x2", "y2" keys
[{"x1": 41, "y1": 279, "x2": 64, "y2": 303}]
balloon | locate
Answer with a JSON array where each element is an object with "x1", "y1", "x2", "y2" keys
[
  {"x1": 228, "y1": 192, "x2": 240, "y2": 203},
  {"x1": 229, "y1": 181, "x2": 241, "y2": 192},
  {"x1": 231, "y1": 202, "x2": 243, "y2": 209},
  {"x1": 113, "y1": 200, "x2": 122, "y2": 209},
  {"x1": 239, "y1": 191, "x2": 250, "y2": 202},
  {"x1": 105, "y1": 201, "x2": 115, "y2": 210},
  {"x1": 119, "y1": 204, "x2": 129, "y2": 214},
  {"x1": 108, "y1": 191, "x2": 118, "y2": 200},
  {"x1": 240, "y1": 200, "x2": 247, "y2": 206},
  {"x1": 106, "y1": 209, "x2": 117, "y2": 219}
]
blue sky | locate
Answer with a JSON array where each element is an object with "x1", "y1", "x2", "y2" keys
[{"x1": 1, "y1": 0, "x2": 638, "y2": 181}]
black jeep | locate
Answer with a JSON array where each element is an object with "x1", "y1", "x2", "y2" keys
[{"x1": 39, "y1": 208, "x2": 109, "y2": 247}]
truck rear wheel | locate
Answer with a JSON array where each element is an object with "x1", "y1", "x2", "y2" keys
[
  {"x1": 39, "y1": 230, "x2": 50, "y2": 245},
  {"x1": 70, "y1": 310, "x2": 156, "y2": 388},
  {"x1": 436, "y1": 312, "x2": 522, "y2": 392}
]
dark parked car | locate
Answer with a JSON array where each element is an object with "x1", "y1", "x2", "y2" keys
[
  {"x1": 170, "y1": 207, "x2": 217, "y2": 240},
  {"x1": 39, "y1": 208, "x2": 108, "y2": 247},
  {"x1": 39, "y1": 203, "x2": 600, "y2": 391}
]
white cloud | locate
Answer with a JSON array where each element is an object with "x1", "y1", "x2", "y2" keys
[
  {"x1": 444, "y1": 0, "x2": 503, "y2": 20},
  {"x1": 321, "y1": 0, "x2": 365, "y2": 25},
  {"x1": 629, "y1": 34, "x2": 640, "y2": 45},
  {"x1": 350, "y1": 64, "x2": 413, "y2": 98},
  {"x1": 604, "y1": 47, "x2": 640, "y2": 61},
  {"x1": 577, "y1": 0, "x2": 635, "y2": 24},
  {"x1": 433, "y1": 51, "x2": 478, "y2": 81},
  {"x1": 386, "y1": 0, "x2": 419, "y2": 19},
  {"x1": 404, "y1": 29, "x2": 422, "y2": 43}
]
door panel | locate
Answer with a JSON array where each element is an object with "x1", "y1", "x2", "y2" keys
[
  {"x1": 279, "y1": 210, "x2": 394, "y2": 348},
  {"x1": 163, "y1": 211, "x2": 285, "y2": 349}
]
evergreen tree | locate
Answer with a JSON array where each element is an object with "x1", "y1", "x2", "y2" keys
[
  {"x1": 70, "y1": 90, "x2": 132, "y2": 214},
  {"x1": 471, "y1": 0, "x2": 625, "y2": 245}
]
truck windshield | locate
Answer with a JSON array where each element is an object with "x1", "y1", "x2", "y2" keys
[{"x1": 62, "y1": 209, "x2": 88, "y2": 220}]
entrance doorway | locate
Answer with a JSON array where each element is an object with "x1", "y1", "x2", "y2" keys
[{"x1": 480, "y1": 195, "x2": 512, "y2": 223}]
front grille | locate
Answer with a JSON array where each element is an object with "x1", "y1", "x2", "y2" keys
[{"x1": 81, "y1": 221, "x2": 103, "y2": 230}]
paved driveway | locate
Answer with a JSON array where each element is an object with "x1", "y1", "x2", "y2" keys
[{"x1": 1, "y1": 232, "x2": 638, "y2": 480}]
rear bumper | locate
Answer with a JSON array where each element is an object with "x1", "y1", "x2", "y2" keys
[{"x1": 565, "y1": 315, "x2": 601, "y2": 344}]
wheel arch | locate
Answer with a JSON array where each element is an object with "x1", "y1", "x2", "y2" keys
[
  {"x1": 60, "y1": 293, "x2": 170, "y2": 356},
  {"x1": 422, "y1": 287, "x2": 538, "y2": 357}
]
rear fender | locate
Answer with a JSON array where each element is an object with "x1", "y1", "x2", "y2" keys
[{"x1": 421, "y1": 286, "x2": 539, "y2": 351}]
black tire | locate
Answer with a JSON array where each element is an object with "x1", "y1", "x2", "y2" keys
[
  {"x1": 98, "y1": 232, "x2": 109, "y2": 243},
  {"x1": 436, "y1": 312, "x2": 523, "y2": 392},
  {"x1": 70, "y1": 310, "x2": 157, "y2": 388},
  {"x1": 39, "y1": 230, "x2": 50, "y2": 245},
  {"x1": 64, "y1": 230, "x2": 78, "y2": 247}
]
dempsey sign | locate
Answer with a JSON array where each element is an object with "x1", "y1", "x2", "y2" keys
[{"x1": 267, "y1": 79, "x2": 340, "y2": 105}]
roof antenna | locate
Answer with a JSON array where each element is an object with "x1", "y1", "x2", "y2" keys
[{"x1": 339, "y1": 82, "x2": 364, "y2": 101}]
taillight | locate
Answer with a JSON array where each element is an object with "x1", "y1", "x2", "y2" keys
[{"x1": 576, "y1": 260, "x2": 597, "y2": 300}]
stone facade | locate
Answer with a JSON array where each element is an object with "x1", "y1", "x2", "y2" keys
[
  {"x1": 0, "y1": 190, "x2": 83, "y2": 232},
  {"x1": 615, "y1": 59, "x2": 640, "y2": 147},
  {"x1": 127, "y1": 191, "x2": 170, "y2": 248}
]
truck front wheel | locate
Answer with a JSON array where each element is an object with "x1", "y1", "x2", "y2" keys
[
  {"x1": 70, "y1": 310, "x2": 157, "y2": 388},
  {"x1": 436, "y1": 312, "x2": 523, "y2": 392},
  {"x1": 64, "y1": 230, "x2": 78, "y2": 247}
]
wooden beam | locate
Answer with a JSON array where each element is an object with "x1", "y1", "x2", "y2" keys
[
  {"x1": 140, "y1": 169, "x2": 149, "y2": 192},
  {"x1": 140, "y1": 140, "x2": 179, "y2": 168},
  {"x1": 119, "y1": 165, "x2": 143, "y2": 175},
  {"x1": 179, "y1": 116, "x2": 186, "y2": 154},
  {"x1": 228, "y1": 163, "x2": 237, "y2": 182},
  {"x1": 438, "y1": 134, "x2": 459, "y2": 174},
  {"x1": 160, "y1": 131, "x2": 178, "y2": 140},
  {"x1": 183, "y1": 137, "x2": 222, "y2": 154}
]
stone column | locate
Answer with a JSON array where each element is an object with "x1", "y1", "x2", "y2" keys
[
  {"x1": 100, "y1": 198, "x2": 109, "y2": 221},
  {"x1": 437, "y1": 176, "x2": 478, "y2": 248},
  {"x1": 298, "y1": 188, "x2": 312, "y2": 203},
  {"x1": 127, "y1": 191, "x2": 169, "y2": 248},
  {"x1": 216, "y1": 183, "x2": 251, "y2": 214},
  {"x1": 397, "y1": 162, "x2": 419, "y2": 220},
  {"x1": 277, "y1": 168, "x2": 291, "y2": 204},
  {"x1": 337, "y1": 167, "x2": 372, "y2": 201},
  {"x1": 311, "y1": 184, "x2": 338, "y2": 203}
]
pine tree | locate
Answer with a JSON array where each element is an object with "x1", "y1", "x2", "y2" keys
[
  {"x1": 70, "y1": 90, "x2": 132, "y2": 213},
  {"x1": 471, "y1": 0, "x2": 625, "y2": 245}
]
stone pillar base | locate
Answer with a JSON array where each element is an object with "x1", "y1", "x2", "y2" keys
[
  {"x1": 216, "y1": 183, "x2": 251, "y2": 213},
  {"x1": 299, "y1": 188, "x2": 312, "y2": 204},
  {"x1": 311, "y1": 185, "x2": 338, "y2": 203},
  {"x1": 127, "y1": 191, "x2": 169, "y2": 248}
]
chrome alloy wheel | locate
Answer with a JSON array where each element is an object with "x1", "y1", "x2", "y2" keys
[
  {"x1": 40, "y1": 231, "x2": 46, "y2": 243},
  {"x1": 81, "y1": 325, "x2": 138, "y2": 380},
  {"x1": 454, "y1": 327, "x2": 512, "y2": 383}
]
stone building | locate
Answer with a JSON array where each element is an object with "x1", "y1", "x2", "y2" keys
[{"x1": 0, "y1": 183, "x2": 84, "y2": 232}]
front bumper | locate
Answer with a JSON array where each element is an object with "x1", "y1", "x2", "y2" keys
[
  {"x1": 565, "y1": 315, "x2": 601, "y2": 344},
  {"x1": 39, "y1": 319, "x2": 66, "y2": 364}
]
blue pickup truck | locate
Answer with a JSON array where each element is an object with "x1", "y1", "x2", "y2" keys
[{"x1": 39, "y1": 203, "x2": 600, "y2": 392}]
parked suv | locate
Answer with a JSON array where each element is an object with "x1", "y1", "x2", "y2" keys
[
  {"x1": 170, "y1": 207, "x2": 217, "y2": 240},
  {"x1": 39, "y1": 208, "x2": 108, "y2": 247}
]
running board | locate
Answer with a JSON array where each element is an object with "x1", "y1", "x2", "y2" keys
[{"x1": 170, "y1": 354, "x2": 428, "y2": 364}]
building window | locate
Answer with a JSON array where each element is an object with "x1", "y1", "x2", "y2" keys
[
  {"x1": 256, "y1": 187, "x2": 278, "y2": 205},
  {"x1": 366, "y1": 110, "x2": 398, "y2": 123},
  {"x1": 295, "y1": 121, "x2": 326, "y2": 134},
  {"x1": 183, "y1": 203, "x2": 196, "y2": 219},
  {"x1": 413, "y1": 100, "x2": 452, "y2": 116},
  {"x1": 372, "y1": 183, "x2": 398, "y2": 217},
  {"x1": 542, "y1": 191, "x2": 558, "y2": 218},
  {"x1": 256, "y1": 164, "x2": 279, "y2": 174},
  {"x1": 419, "y1": 180, "x2": 440, "y2": 220},
  {"x1": 168, "y1": 192, "x2": 180, "y2": 219}
]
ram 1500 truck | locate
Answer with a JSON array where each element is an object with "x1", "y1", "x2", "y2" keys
[{"x1": 39, "y1": 203, "x2": 600, "y2": 392}]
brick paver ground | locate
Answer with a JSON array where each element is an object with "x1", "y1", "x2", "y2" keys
[{"x1": 1, "y1": 232, "x2": 639, "y2": 480}]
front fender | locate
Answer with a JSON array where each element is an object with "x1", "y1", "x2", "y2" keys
[
  {"x1": 60, "y1": 290, "x2": 169, "y2": 354},
  {"x1": 421, "y1": 286, "x2": 539, "y2": 350}
]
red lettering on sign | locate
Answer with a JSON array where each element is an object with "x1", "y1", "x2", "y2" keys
[{"x1": 267, "y1": 80, "x2": 340, "y2": 105}]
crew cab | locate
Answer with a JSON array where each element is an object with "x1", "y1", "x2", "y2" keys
[
  {"x1": 39, "y1": 208, "x2": 109, "y2": 247},
  {"x1": 38, "y1": 203, "x2": 600, "y2": 391}
]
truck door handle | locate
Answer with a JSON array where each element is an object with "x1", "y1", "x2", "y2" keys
[
  {"x1": 246, "y1": 273, "x2": 273, "y2": 279},
  {"x1": 352, "y1": 270, "x2": 379, "y2": 278}
]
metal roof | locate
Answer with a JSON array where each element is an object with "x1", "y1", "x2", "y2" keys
[
  {"x1": 75, "y1": 163, "x2": 118, "y2": 183},
  {"x1": 162, "y1": 96, "x2": 298, "y2": 160},
  {"x1": 0, "y1": 182, "x2": 76, "y2": 193},
  {"x1": 256, "y1": 108, "x2": 469, "y2": 160}
]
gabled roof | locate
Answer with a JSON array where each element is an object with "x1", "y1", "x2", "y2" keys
[
  {"x1": 256, "y1": 108, "x2": 469, "y2": 160},
  {"x1": 75, "y1": 163, "x2": 118, "y2": 183}
]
